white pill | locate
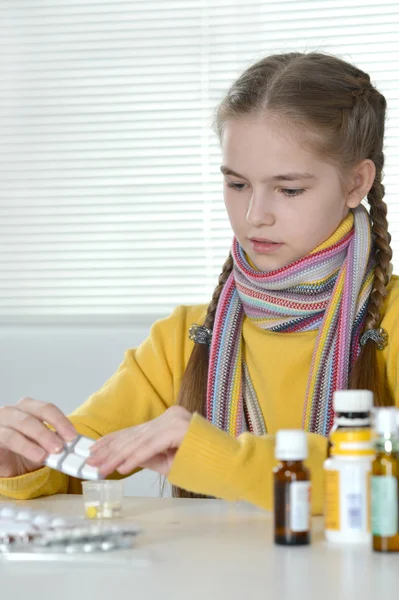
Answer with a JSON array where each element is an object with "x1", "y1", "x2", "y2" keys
[
  {"x1": 50, "y1": 517, "x2": 68, "y2": 528},
  {"x1": 15, "y1": 510, "x2": 34, "y2": 522},
  {"x1": 60, "y1": 453, "x2": 86, "y2": 476},
  {"x1": 73, "y1": 436, "x2": 96, "y2": 458},
  {"x1": 72, "y1": 527, "x2": 86, "y2": 538},
  {"x1": 50, "y1": 529, "x2": 68, "y2": 541},
  {"x1": 32, "y1": 513, "x2": 51, "y2": 527},
  {"x1": 46, "y1": 449, "x2": 67, "y2": 470},
  {"x1": 0, "y1": 521, "x2": 35, "y2": 535},
  {"x1": 80, "y1": 462, "x2": 101, "y2": 480},
  {"x1": 0, "y1": 506, "x2": 16, "y2": 519},
  {"x1": 87, "y1": 525, "x2": 102, "y2": 536}
]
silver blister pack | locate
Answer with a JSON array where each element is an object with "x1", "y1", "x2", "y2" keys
[{"x1": 0, "y1": 504, "x2": 140, "y2": 556}]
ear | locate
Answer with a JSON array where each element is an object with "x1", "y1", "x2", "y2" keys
[{"x1": 345, "y1": 159, "x2": 376, "y2": 209}]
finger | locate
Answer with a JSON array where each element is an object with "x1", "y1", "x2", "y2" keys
[
  {"x1": 117, "y1": 456, "x2": 142, "y2": 475},
  {"x1": 99, "y1": 427, "x2": 173, "y2": 477},
  {"x1": 90, "y1": 410, "x2": 186, "y2": 458},
  {"x1": 86, "y1": 433, "x2": 128, "y2": 465},
  {"x1": 16, "y1": 398, "x2": 77, "y2": 442},
  {"x1": 86, "y1": 449, "x2": 108, "y2": 465},
  {"x1": 115, "y1": 441, "x2": 167, "y2": 475},
  {"x1": 95, "y1": 433, "x2": 145, "y2": 477},
  {"x1": 0, "y1": 406, "x2": 66, "y2": 454},
  {"x1": 87, "y1": 432, "x2": 135, "y2": 471},
  {"x1": 87, "y1": 424, "x2": 150, "y2": 465},
  {"x1": 89, "y1": 432, "x2": 120, "y2": 454},
  {"x1": 0, "y1": 425, "x2": 47, "y2": 464}
]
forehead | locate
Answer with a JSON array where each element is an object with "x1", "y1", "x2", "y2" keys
[{"x1": 221, "y1": 117, "x2": 335, "y2": 180}]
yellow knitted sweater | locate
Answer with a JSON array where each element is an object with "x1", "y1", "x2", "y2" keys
[{"x1": 1, "y1": 282, "x2": 399, "y2": 514}]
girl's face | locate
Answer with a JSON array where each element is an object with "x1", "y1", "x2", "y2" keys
[{"x1": 221, "y1": 116, "x2": 362, "y2": 272}]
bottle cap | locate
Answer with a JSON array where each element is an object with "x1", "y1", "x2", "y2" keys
[
  {"x1": 373, "y1": 407, "x2": 398, "y2": 435},
  {"x1": 275, "y1": 429, "x2": 308, "y2": 460},
  {"x1": 333, "y1": 390, "x2": 373, "y2": 414}
]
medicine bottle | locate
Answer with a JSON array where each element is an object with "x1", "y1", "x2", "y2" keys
[
  {"x1": 324, "y1": 394, "x2": 374, "y2": 543},
  {"x1": 273, "y1": 429, "x2": 311, "y2": 546},
  {"x1": 371, "y1": 407, "x2": 399, "y2": 553},
  {"x1": 326, "y1": 390, "x2": 373, "y2": 458},
  {"x1": 330, "y1": 390, "x2": 373, "y2": 433}
]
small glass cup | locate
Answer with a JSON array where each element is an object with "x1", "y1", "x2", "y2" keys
[{"x1": 82, "y1": 480, "x2": 124, "y2": 519}]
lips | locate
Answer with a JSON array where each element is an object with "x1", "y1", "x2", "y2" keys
[
  {"x1": 250, "y1": 238, "x2": 280, "y2": 244},
  {"x1": 249, "y1": 238, "x2": 284, "y2": 255}
]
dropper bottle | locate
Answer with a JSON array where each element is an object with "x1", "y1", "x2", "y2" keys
[
  {"x1": 273, "y1": 429, "x2": 311, "y2": 546},
  {"x1": 371, "y1": 407, "x2": 399, "y2": 552}
]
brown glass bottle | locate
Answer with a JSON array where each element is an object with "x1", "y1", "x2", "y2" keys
[
  {"x1": 273, "y1": 430, "x2": 311, "y2": 546},
  {"x1": 371, "y1": 407, "x2": 399, "y2": 553}
]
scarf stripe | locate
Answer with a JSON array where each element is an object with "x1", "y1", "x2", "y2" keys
[{"x1": 205, "y1": 205, "x2": 375, "y2": 438}]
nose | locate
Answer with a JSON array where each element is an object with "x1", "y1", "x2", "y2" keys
[{"x1": 246, "y1": 192, "x2": 276, "y2": 227}]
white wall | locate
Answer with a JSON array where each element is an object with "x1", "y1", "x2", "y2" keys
[{"x1": 0, "y1": 323, "x2": 171, "y2": 497}]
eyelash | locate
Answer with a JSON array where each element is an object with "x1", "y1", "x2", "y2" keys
[{"x1": 226, "y1": 182, "x2": 305, "y2": 197}]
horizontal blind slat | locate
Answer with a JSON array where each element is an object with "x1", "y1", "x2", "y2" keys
[{"x1": 1, "y1": 1, "x2": 399, "y2": 320}]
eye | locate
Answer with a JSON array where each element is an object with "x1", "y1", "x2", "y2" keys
[
  {"x1": 226, "y1": 181, "x2": 247, "y2": 192},
  {"x1": 281, "y1": 188, "x2": 305, "y2": 197}
]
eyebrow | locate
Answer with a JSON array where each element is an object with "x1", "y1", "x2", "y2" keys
[{"x1": 220, "y1": 165, "x2": 317, "y2": 182}]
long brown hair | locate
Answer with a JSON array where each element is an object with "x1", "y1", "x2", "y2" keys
[{"x1": 172, "y1": 52, "x2": 393, "y2": 499}]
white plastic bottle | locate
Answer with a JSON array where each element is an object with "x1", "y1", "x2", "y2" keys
[
  {"x1": 324, "y1": 390, "x2": 374, "y2": 543},
  {"x1": 329, "y1": 389, "x2": 373, "y2": 433}
]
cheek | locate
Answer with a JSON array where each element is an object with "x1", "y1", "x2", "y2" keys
[
  {"x1": 224, "y1": 195, "x2": 248, "y2": 229},
  {"x1": 290, "y1": 201, "x2": 343, "y2": 251}
]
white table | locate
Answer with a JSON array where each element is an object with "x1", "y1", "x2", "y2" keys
[{"x1": 0, "y1": 495, "x2": 398, "y2": 600}]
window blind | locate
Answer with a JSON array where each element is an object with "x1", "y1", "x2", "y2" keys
[{"x1": 1, "y1": 0, "x2": 398, "y2": 323}]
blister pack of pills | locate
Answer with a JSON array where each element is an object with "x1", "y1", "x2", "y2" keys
[
  {"x1": 0, "y1": 504, "x2": 140, "y2": 558},
  {"x1": 45, "y1": 434, "x2": 102, "y2": 480}
]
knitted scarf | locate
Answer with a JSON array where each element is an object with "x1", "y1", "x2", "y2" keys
[{"x1": 206, "y1": 205, "x2": 375, "y2": 438}]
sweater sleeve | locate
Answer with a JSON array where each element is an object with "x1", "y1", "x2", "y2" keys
[
  {"x1": 168, "y1": 412, "x2": 328, "y2": 515},
  {"x1": 0, "y1": 305, "x2": 205, "y2": 500}
]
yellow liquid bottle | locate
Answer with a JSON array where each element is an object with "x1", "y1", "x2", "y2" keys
[{"x1": 371, "y1": 407, "x2": 399, "y2": 553}]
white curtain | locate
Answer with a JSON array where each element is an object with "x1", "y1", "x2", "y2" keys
[{"x1": 1, "y1": 0, "x2": 398, "y2": 323}]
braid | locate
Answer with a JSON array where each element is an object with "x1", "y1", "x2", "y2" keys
[
  {"x1": 171, "y1": 252, "x2": 234, "y2": 498},
  {"x1": 364, "y1": 174, "x2": 392, "y2": 329},
  {"x1": 349, "y1": 166, "x2": 394, "y2": 405}
]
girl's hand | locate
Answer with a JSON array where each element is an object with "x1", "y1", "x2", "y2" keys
[
  {"x1": 0, "y1": 397, "x2": 77, "y2": 478},
  {"x1": 86, "y1": 406, "x2": 192, "y2": 478}
]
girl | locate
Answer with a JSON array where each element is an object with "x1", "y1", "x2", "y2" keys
[{"x1": 0, "y1": 51, "x2": 398, "y2": 514}]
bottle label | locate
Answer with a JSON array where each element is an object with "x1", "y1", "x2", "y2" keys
[
  {"x1": 289, "y1": 481, "x2": 311, "y2": 532},
  {"x1": 371, "y1": 475, "x2": 398, "y2": 537},
  {"x1": 325, "y1": 470, "x2": 340, "y2": 531},
  {"x1": 341, "y1": 465, "x2": 370, "y2": 532},
  {"x1": 325, "y1": 465, "x2": 371, "y2": 533}
]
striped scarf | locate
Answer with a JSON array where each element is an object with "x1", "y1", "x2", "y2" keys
[{"x1": 206, "y1": 205, "x2": 375, "y2": 438}]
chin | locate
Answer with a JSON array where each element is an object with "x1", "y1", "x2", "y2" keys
[{"x1": 247, "y1": 253, "x2": 287, "y2": 273}]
